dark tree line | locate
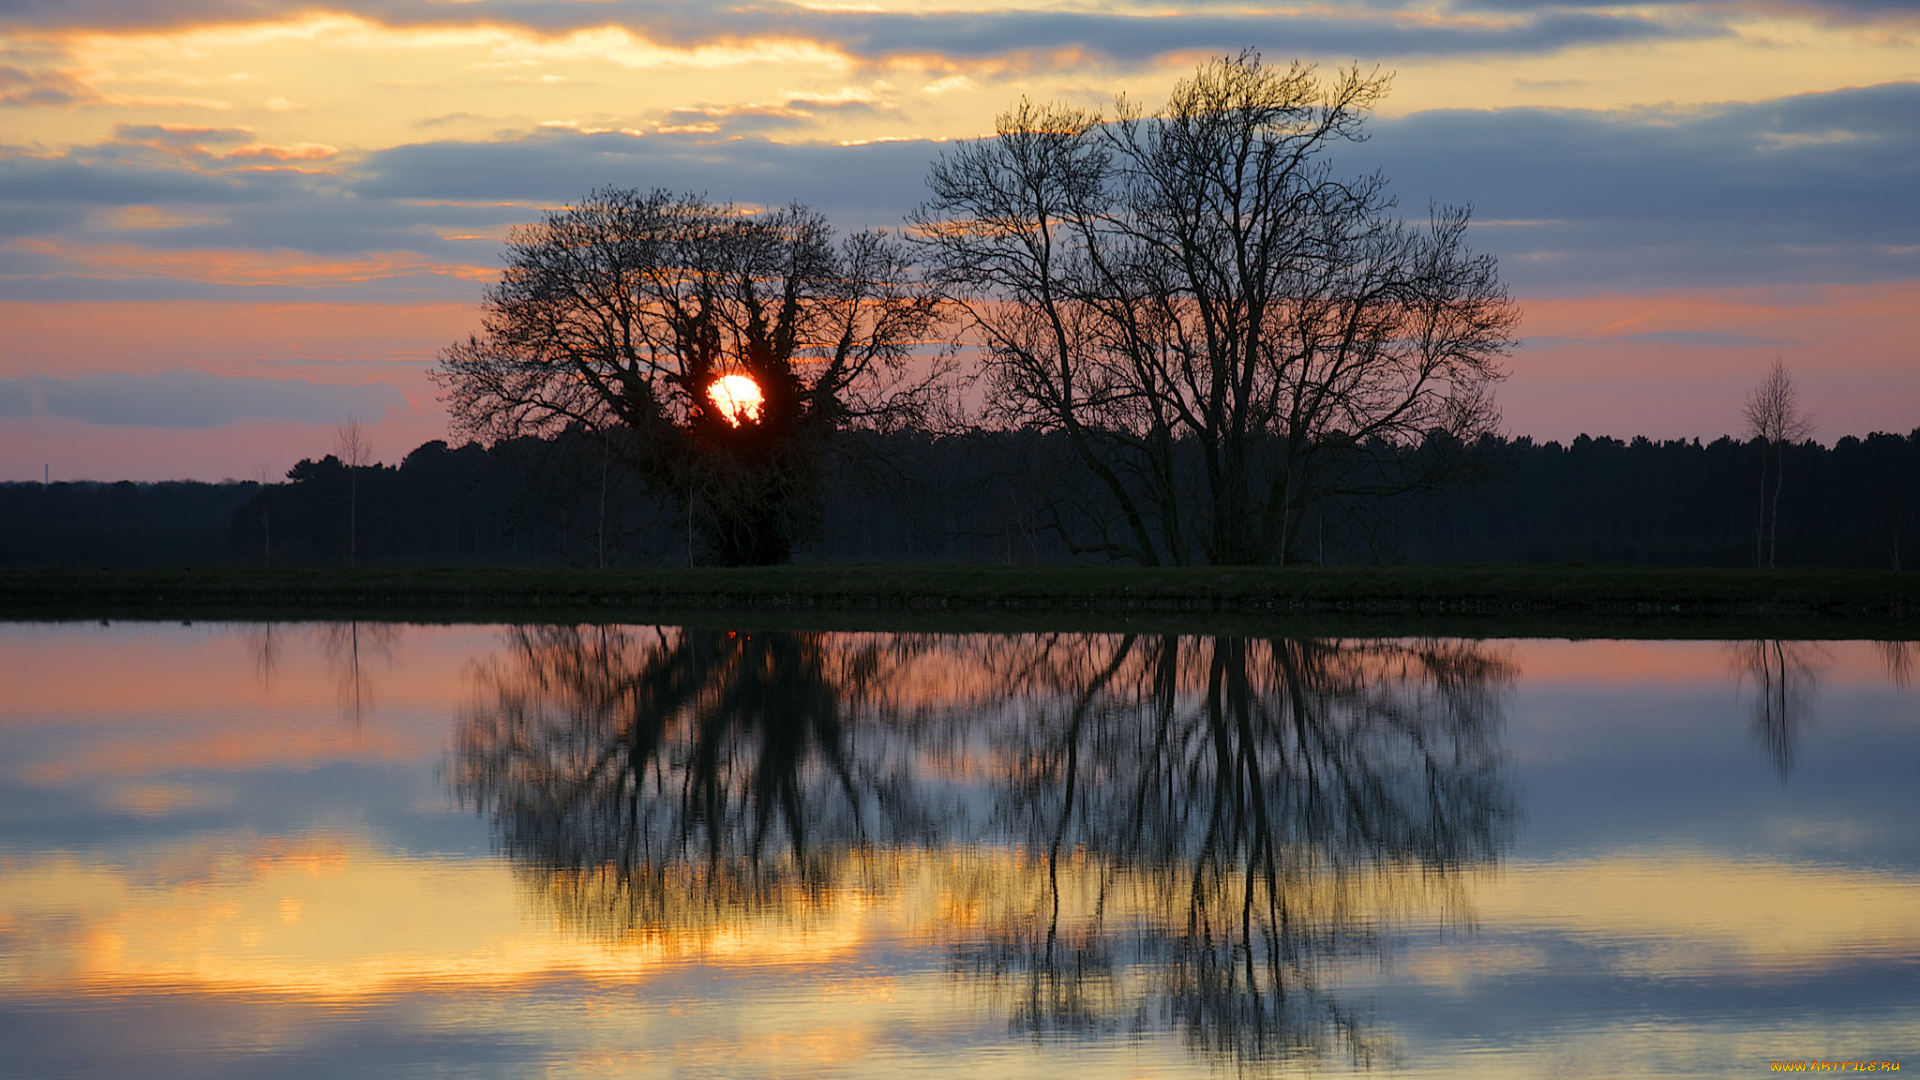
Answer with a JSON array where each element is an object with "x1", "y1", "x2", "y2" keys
[
  {"x1": 0, "y1": 479, "x2": 257, "y2": 568},
  {"x1": 4, "y1": 425, "x2": 1913, "y2": 569},
  {"x1": 1392, "y1": 430, "x2": 1920, "y2": 569}
]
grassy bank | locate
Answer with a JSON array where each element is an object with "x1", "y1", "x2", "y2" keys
[{"x1": 2, "y1": 565, "x2": 1914, "y2": 637}]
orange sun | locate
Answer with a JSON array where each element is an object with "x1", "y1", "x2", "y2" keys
[{"x1": 707, "y1": 374, "x2": 764, "y2": 426}]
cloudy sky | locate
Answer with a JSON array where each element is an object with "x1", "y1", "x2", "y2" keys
[{"x1": 1, "y1": 0, "x2": 1914, "y2": 480}]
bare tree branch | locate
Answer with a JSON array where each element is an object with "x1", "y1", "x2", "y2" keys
[
  {"x1": 913, "y1": 52, "x2": 1517, "y2": 565},
  {"x1": 434, "y1": 189, "x2": 950, "y2": 564}
]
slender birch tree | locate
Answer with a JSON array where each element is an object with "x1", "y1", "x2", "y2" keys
[{"x1": 1742, "y1": 357, "x2": 1814, "y2": 568}]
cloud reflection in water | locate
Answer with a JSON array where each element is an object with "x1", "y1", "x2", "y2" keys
[{"x1": 452, "y1": 627, "x2": 1517, "y2": 1070}]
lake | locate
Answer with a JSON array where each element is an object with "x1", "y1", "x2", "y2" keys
[{"x1": 2, "y1": 621, "x2": 1916, "y2": 1077}]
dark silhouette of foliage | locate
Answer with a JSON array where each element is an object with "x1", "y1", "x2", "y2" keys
[
  {"x1": 914, "y1": 52, "x2": 1517, "y2": 565},
  {"x1": 3, "y1": 426, "x2": 1916, "y2": 569},
  {"x1": 433, "y1": 189, "x2": 948, "y2": 565},
  {"x1": 0, "y1": 480, "x2": 256, "y2": 567}
]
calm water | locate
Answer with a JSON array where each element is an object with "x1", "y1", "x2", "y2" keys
[{"x1": 2, "y1": 622, "x2": 1917, "y2": 1078}]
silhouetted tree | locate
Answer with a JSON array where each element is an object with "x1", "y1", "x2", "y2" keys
[
  {"x1": 435, "y1": 191, "x2": 948, "y2": 565},
  {"x1": 914, "y1": 52, "x2": 1517, "y2": 565},
  {"x1": 335, "y1": 417, "x2": 374, "y2": 568},
  {"x1": 1743, "y1": 358, "x2": 1814, "y2": 568}
]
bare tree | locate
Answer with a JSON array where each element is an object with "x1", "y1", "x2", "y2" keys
[
  {"x1": 335, "y1": 416, "x2": 373, "y2": 568},
  {"x1": 254, "y1": 463, "x2": 274, "y2": 568},
  {"x1": 1741, "y1": 357, "x2": 1814, "y2": 568},
  {"x1": 435, "y1": 190, "x2": 948, "y2": 565},
  {"x1": 913, "y1": 52, "x2": 1517, "y2": 565}
]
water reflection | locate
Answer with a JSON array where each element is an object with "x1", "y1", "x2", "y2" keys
[
  {"x1": 1879, "y1": 640, "x2": 1916, "y2": 689},
  {"x1": 246, "y1": 620, "x2": 402, "y2": 728},
  {"x1": 452, "y1": 627, "x2": 937, "y2": 938},
  {"x1": 7, "y1": 623, "x2": 1920, "y2": 1078},
  {"x1": 454, "y1": 629, "x2": 1517, "y2": 1069},
  {"x1": 1730, "y1": 640, "x2": 1829, "y2": 778}
]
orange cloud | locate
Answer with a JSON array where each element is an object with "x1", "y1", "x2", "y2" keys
[
  {"x1": 225, "y1": 140, "x2": 339, "y2": 160},
  {"x1": 0, "y1": 414, "x2": 454, "y2": 482},
  {"x1": 9, "y1": 238, "x2": 492, "y2": 288},
  {"x1": 0, "y1": 299, "x2": 477, "y2": 378}
]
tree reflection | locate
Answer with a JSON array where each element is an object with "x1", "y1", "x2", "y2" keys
[
  {"x1": 453, "y1": 627, "x2": 1515, "y2": 1070},
  {"x1": 1877, "y1": 640, "x2": 1915, "y2": 690},
  {"x1": 1730, "y1": 639, "x2": 1828, "y2": 779},
  {"x1": 950, "y1": 634, "x2": 1514, "y2": 1067},
  {"x1": 451, "y1": 626, "x2": 940, "y2": 938},
  {"x1": 318, "y1": 620, "x2": 400, "y2": 728},
  {"x1": 246, "y1": 620, "x2": 400, "y2": 729}
]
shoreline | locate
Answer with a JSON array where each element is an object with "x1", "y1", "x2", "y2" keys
[{"x1": 3, "y1": 565, "x2": 1914, "y2": 637}]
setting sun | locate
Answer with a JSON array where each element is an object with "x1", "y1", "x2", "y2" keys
[{"x1": 707, "y1": 374, "x2": 764, "y2": 426}]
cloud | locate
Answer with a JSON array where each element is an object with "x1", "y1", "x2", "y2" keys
[
  {"x1": 1526, "y1": 330, "x2": 1785, "y2": 348},
  {"x1": 225, "y1": 142, "x2": 340, "y2": 160},
  {"x1": 0, "y1": 138, "x2": 511, "y2": 285},
  {"x1": 110, "y1": 123, "x2": 257, "y2": 159},
  {"x1": 1347, "y1": 81, "x2": 1920, "y2": 291},
  {"x1": 0, "y1": 370, "x2": 407, "y2": 428},
  {"x1": 2, "y1": 81, "x2": 1915, "y2": 304},
  {"x1": 1464, "y1": 0, "x2": 1920, "y2": 19},
  {"x1": 351, "y1": 129, "x2": 938, "y2": 225},
  {"x1": 803, "y1": 7, "x2": 1708, "y2": 61},
  {"x1": 348, "y1": 81, "x2": 1920, "y2": 292},
  {"x1": 0, "y1": 63, "x2": 94, "y2": 106},
  {"x1": 0, "y1": 0, "x2": 1720, "y2": 63},
  {"x1": 657, "y1": 87, "x2": 894, "y2": 134}
]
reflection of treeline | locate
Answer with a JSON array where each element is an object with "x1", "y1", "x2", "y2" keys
[
  {"x1": 452, "y1": 626, "x2": 1514, "y2": 1069},
  {"x1": 4, "y1": 427, "x2": 1916, "y2": 567}
]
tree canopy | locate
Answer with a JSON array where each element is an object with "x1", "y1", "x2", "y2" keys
[
  {"x1": 913, "y1": 52, "x2": 1518, "y2": 565},
  {"x1": 435, "y1": 189, "x2": 946, "y2": 565}
]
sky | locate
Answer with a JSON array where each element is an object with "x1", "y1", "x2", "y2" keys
[{"x1": 0, "y1": 0, "x2": 1915, "y2": 481}]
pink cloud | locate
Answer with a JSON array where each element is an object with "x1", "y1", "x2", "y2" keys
[
  {"x1": 0, "y1": 413, "x2": 454, "y2": 482},
  {"x1": 0, "y1": 300, "x2": 475, "y2": 376},
  {"x1": 7, "y1": 239, "x2": 491, "y2": 288},
  {"x1": 0, "y1": 300, "x2": 475, "y2": 480},
  {"x1": 1505, "y1": 281, "x2": 1920, "y2": 443},
  {"x1": 225, "y1": 141, "x2": 340, "y2": 161}
]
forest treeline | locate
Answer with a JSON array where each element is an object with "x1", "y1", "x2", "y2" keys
[{"x1": 4, "y1": 427, "x2": 1916, "y2": 570}]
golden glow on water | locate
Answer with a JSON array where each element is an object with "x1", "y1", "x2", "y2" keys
[
  {"x1": 0, "y1": 837, "x2": 878, "y2": 996},
  {"x1": 7, "y1": 831, "x2": 1919, "y2": 1059},
  {"x1": 0, "y1": 837, "x2": 1472, "y2": 997},
  {"x1": 1396, "y1": 855, "x2": 1920, "y2": 984},
  {"x1": 4, "y1": 623, "x2": 1919, "y2": 1075}
]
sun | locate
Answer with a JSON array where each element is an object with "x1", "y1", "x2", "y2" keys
[{"x1": 707, "y1": 374, "x2": 764, "y2": 426}]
